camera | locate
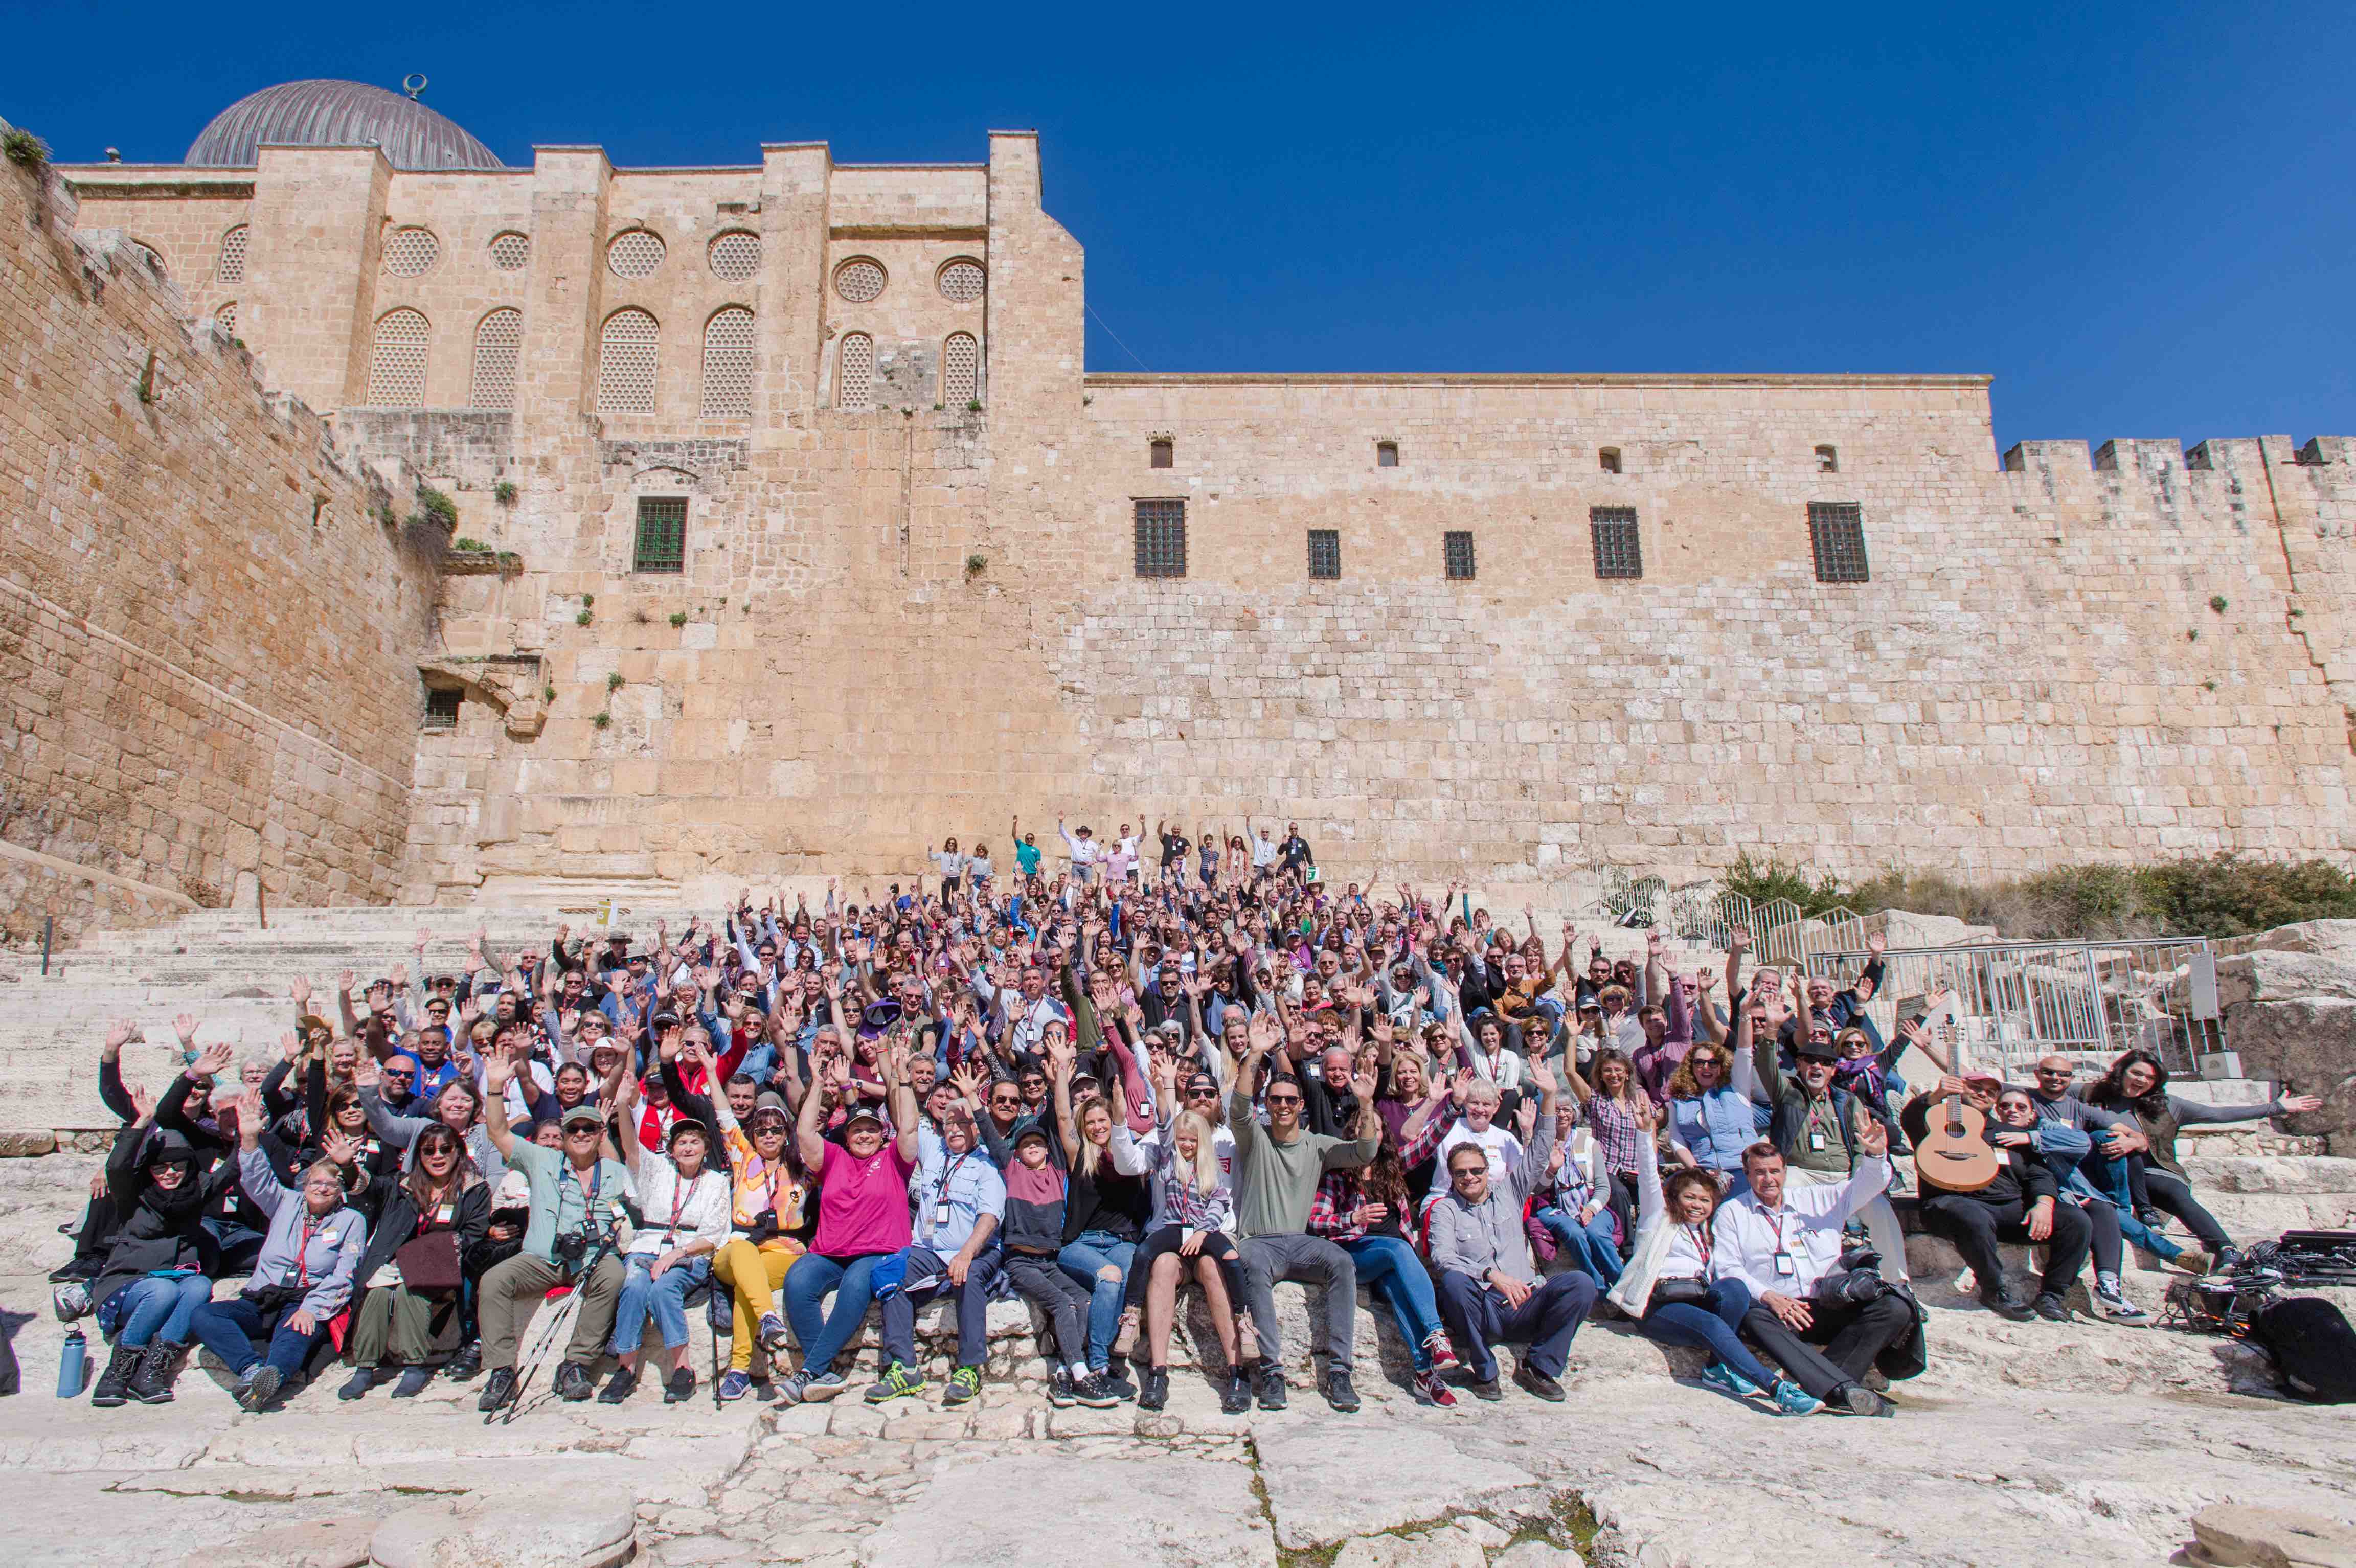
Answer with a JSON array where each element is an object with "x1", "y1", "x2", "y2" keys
[
  {"x1": 553, "y1": 1229, "x2": 591, "y2": 1269},
  {"x1": 1813, "y1": 1244, "x2": 1892, "y2": 1308}
]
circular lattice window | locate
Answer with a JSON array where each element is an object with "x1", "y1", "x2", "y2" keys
[
  {"x1": 834, "y1": 258, "x2": 886, "y2": 303},
  {"x1": 381, "y1": 227, "x2": 441, "y2": 278},
  {"x1": 488, "y1": 232, "x2": 530, "y2": 272},
  {"x1": 607, "y1": 230, "x2": 666, "y2": 280},
  {"x1": 938, "y1": 259, "x2": 985, "y2": 303},
  {"x1": 216, "y1": 225, "x2": 249, "y2": 284},
  {"x1": 709, "y1": 231, "x2": 762, "y2": 281}
]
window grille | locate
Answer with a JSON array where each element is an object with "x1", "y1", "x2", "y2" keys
[
  {"x1": 834, "y1": 258, "x2": 886, "y2": 303},
  {"x1": 942, "y1": 333, "x2": 980, "y2": 405},
  {"x1": 1815, "y1": 444, "x2": 1839, "y2": 473},
  {"x1": 707, "y1": 231, "x2": 761, "y2": 281},
  {"x1": 1134, "y1": 499, "x2": 1187, "y2": 578},
  {"x1": 1376, "y1": 441, "x2": 1399, "y2": 468},
  {"x1": 381, "y1": 226, "x2": 440, "y2": 278},
  {"x1": 701, "y1": 307, "x2": 756, "y2": 417},
  {"x1": 1444, "y1": 530, "x2": 1477, "y2": 580},
  {"x1": 216, "y1": 224, "x2": 248, "y2": 283},
  {"x1": 1307, "y1": 529, "x2": 1341, "y2": 579},
  {"x1": 488, "y1": 231, "x2": 530, "y2": 272},
  {"x1": 423, "y1": 687, "x2": 462, "y2": 731},
  {"x1": 366, "y1": 308, "x2": 431, "y2": 407},
  {"x1": 1590, "y1": 507, "x2": 1642, "y2": 579},
  {"x1": 836, "y1": 333, "x2": 875, "y2": 411},
  {"x1": 607, "y1": 230, "x2": 666, "y2": 280},
  {"x1": 1148, "y1": 439, "x2": 1174, "y2": 469},
  {"x1": 214, "y1": 301, "x2": 237, "y2": 337},
  {"x1": 938, "y1": 259, "x2": 986, "y2": 302},
  {"x1": 1808, "y1": 502, "x2": 1870, "y2": 583},
  {"x1": 635, "y1": 496, "x2": 688, "y2": 574},
  {"x1": 596, "y1": 309, "x2": 659, "y2": 414},
  {"x1": 469, "y1": 308, "x2": 523, "y2": 410}
]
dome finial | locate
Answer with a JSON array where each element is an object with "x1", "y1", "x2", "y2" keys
[{"x1": 401, "y1": 73, "x2": 427, "y2": 100}]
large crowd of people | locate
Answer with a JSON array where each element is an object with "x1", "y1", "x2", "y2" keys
[{"x1": 49, "y1": 816, "x2": 2321, "y2": 1419}]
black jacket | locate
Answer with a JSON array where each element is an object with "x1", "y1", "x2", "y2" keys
[
  {"x1": 351, "y1": 1168, "x2": 491, "y2": 1291},
  {"x1": 1900, "y1": 1095, "x2": 2057, "y2": 1208},
  {"x1": 92, "y1": 1124, "x2": 240, "y2": 1316}
]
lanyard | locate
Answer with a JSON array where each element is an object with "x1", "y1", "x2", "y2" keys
[
  {"x1": 1681, "y1": 1221, "x2": 1711, "y2": 1272},
  {"x1": 559, "y1": 1156, "x2": 602, "y2": 1220},
  {"x1": 294, "y1": 1215, "x2": 321, "y2": 1287}
]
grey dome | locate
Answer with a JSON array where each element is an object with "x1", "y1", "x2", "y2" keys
[{"x1": 186, "y1": 80, "x2": 504, "y2": 171}]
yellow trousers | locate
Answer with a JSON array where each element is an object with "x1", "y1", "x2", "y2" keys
[{"x1": 713, "y1": 1238, "x2": 800, "y2": 1372}]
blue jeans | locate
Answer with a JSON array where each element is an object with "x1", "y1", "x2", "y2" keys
[
  {"x1": 99, "y1": 1273, "x2": 212, "y2": 1348},
  {"x1": 190, "y1": 1293, "x2": 330, "y2": 1380},
  {"x1": 1340, "y1": 1236, "x2": 1445, "y2": 1369},
  {"x1": 1535, "y1": 1204, "x2": 1625, "y2": 1288},
  {"x1": 1056, "y1": 1230, "x2": 1138, "y2": 1371},
  {"x1": 783, "y1": 1252, "x2": 885, "y2": 1375},
  {"x1": 610, "y1": 1254, "x2": 711, "y2": 1355},
  {"x1": 1636, "y1": 1275, "x2": 1780, "y2": 1391}
]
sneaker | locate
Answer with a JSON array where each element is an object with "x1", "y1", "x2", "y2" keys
[
  {"x1": 238, "y1": 1364, "x2": 283, "y2": 1414},
  {"x1": 1513, "y1": 1364, "x2": 1564, "y2": 1403},
  {"x1": 1699, "y1": 1362, "x2": 1766, "y2": 1400},
  {"x1": 1771, "y1": 1380, "x2": 1825, "y2": 1417},
  {"x1": 2213, "y1": 1246, "x2": 2245, "y2": 1272},
  {"x1": 2095, "y1": 1287, "x2": 2153, "y2": 1325},
  {"x1": 1323, "y1": 1368, "x2": 1361, "y2": 1412},
  {"x1": 1047, "y1": 1368, "x2": 1078, "y2": 1407},
  {"x1": 757, "y1": 1311, "x2": 790, "y2": 1351},
  {"x1": 2136, "y1": 1207, "x2": 2169, "y2": 1230},
  {"x1": 1421, "y1": 1330, "x2": 1459, "y2": 1371},
  {"x1": 475, "y1": 1367, "x2": 517, "y2": 1412},
  {"x1": 1100, "y1": 1356, "x2": 1137, "y2": 1400},
  {"x1": 1980, "y1": 1286, "x2": 2034, "y2": 1322},
  {"x1": 1219, "y1": 1369, "x2": 1253, "y2": 1415},
  {"x1": 597, "y1": 1366, "x2": 639, "y2": 1404},
  {"x1": 2031, "y1": 1292, "x2": 2071, "y2": 1323},
  {"x1": 1413, "y1": 1368, "x2": 1459, "y2": 1408},
  {"x1": 1136, "y1": 1366, "x2": 1169, "y2": 1411},
  {"x1": 393, "y1": 1366, "x2": 435, "y2": 1399},
  {"x1": 1468, "y1": 1376, "x2": 1505, "y2": 1402},
  {"x1": 801, "y1": 1369, "x2": 849, "y2": 1401},
  {"x1": 864, "y1": 1361, "x2": 926, "y2": 1404},
  {"x1": 445, "y1": 1343, "x2": 483, "y2": 1381},
  {"x1": 554, "y1": 1361, "x2": 595, "y2": 1401},
  {"x1": 664, "y1": 1367, "x2": 698, "y2": 1403},
  {"x1": 1252, "y1": 1362, "x2": 1287, "y2": 1411},
  {"x1": 1073, "y1": 1371, "x2": 1122, "y2": 1409},
  {"x1": 943, "y1": 1366, "x2": 982, "y2": 1406},
  {"x1": 51, "y1": 1280, "x2": 91, "y2": 1322},
  {"x1": 338, "y1": 1367, "x2": 382, "y2": 1401},
  {"x1": 716, "y1": 1370, "x2": 754, "y2": 1403}
]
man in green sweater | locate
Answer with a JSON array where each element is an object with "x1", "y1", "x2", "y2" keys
[{"x1": 1230, "y1": 1013, "x2": 1382, "y2": 1412}]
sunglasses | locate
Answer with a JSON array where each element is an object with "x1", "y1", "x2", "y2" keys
[
  {"x1": 1265, "y1": 1094, "x2": 1303, "y2": 1107},
  {"x1": 2034, "y1": 1067, "x2": 2074, "y2": 1078},
  {"x1": 1187, "y1": 1084, "x2": 1219, "y2": 1097}
]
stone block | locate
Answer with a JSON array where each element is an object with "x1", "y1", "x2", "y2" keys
[
  {"x1": 368, "y1": 1487, "x2": 637, "y2": 1568},
  {"x1": 2190, "y1": 1503, "x2": 2356, "y2": 1568},
  {"x1": 192, "y1": 1516, "x2": 375, "y2": 1568}
]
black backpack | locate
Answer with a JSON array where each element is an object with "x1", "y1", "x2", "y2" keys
[{"x1": 2248, "y1": 1297, "x2": 2356, "y2": 1405}]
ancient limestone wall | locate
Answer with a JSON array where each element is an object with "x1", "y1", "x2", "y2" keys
[{"x1": 0, "y1": 142, "x2": 439, "y2": 941}]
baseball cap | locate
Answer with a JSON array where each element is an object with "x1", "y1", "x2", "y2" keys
[
  {"x1": 844, "y1": 1104, "x2": 885, "y2": 1128},
  {"x1": 561, "y1": 1105, "x2": 605, "y2": 1131},
  {"x1": 1961, "y1": 1067, "x2": 2003, "y2": 1087},
  {"x1": 1794, "y1": 1036, "x2": 1840, "y2": 1061},
  {"x1": 665, "y1": 1116, "x2": 709, "y2": 1148},
  {"x1": 1014, "y1": 1123, "x2": 1051, "y2": 1148}
]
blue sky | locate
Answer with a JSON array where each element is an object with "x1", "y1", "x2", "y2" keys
[{"x1": 8, "y1": 1, "x2": 2351, "y2": 450}]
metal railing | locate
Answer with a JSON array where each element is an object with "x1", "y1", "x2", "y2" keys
[{"x1": 1803, "y1": 937, "x2": 2221, "y2": 1076}]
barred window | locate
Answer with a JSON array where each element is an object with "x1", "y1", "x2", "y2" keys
[
  {"x1": 635, "y1": 496, "x2": 688, "y2": 574},
  {"x1": 1808, "y1": 502, "x2": 1870, "y2": 583},
  {"x1": 701, "y1": 307, "x2": 756, "y2": 417},
  {"x1": 422, "y1": 686, "x2": 462, "y2": 732},
  {"x1": 381, "y1": 226, "x2": 440, "y2": 278},
  {"x1": 836, "y1": 333, "x2": 874, "y2": 411},
  {"x1": 938, "y1": 258, "x2": 986, "y2": 302},
  {"x1": 1134, "y1": 499, "x2": 1187, "y2": 578},
  {"x1": 469, "y1": 308, "x2": 523, "y2": 410},
  {"x1": 834, "y1": 258, "x2": 887, "y2": 303},
  {"x1": 607, "y1": 230, "x2": 666, "y2": 280},
  {"x1": 1590, "y1": 506, "x2": 1642, "y2": 579},
  {"x1": 489, "y1": 231, "x2": 531, "y2": 271},
  {"x1": 942, "y1": 332, "x2": 980, "y2": 405},
  {"x1": 216, "y1": 224, "x2": 248, "y2": 283},
  {"x1": 597, "y1": 309, "x2": 659, "y2": 414},
  {"x1": 1443, "y1": 530, "x2": 1477, "y2": 580},
  {"x1": 366, "y1": 308, "x2": 430, "y2": 407},
  {"x1": 1307, "y1": 529, "x2": 1341, "y2": 580},
  {"x1": 709, "y1": 231, "x2": 761, "y2": 281}
]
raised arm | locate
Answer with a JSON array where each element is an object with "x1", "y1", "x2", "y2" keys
[{"x1": 481, "y1": 1052, "x2": 519, "y2": 1161}]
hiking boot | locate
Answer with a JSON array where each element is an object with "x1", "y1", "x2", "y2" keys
[
  {"x1": 1219, "y1": 1368, "x2": 1253, "y2": 1415},
  {"x1": 2031, "y1": 1292, "x2": 2071, "y2": 1323},
  {"x1": 90, "y1": 1343, "x2": 138, "y2": 1408},
  {"x1": 864, "y1": 1361, "x2": 925, "y2": 1404},
  {"x1": 1980, "y1": 1285, "x2": 2034, "y2": 1322},
  {"x1": 664, "y1": 1367, "x2": 698, "y2": 1403},
  {"x1": 338, "y1": 1366, "x2": 383, "y2": 1401},
  {"x1": 237, "y1": 1364, "x2": 283, "y2": 1414},
  {"x1": 717, "y1": 1370, "x2": 755, "y2": 1403},
  {"x1": 554, "y1": 1361, "x2": 595, "y2": 1401},
  {"x1": 1771, "y1": 1380, "x2": 1824, "y2": 1417},
  {"x1": 1413, "y1": 1368, "x2": 1459, "y2": 1407},
  {"x1": 1513, "y1": 1364, "x2": 1565, "y2": 1402},
  {"x1": 942, "y1": 1366, "x2": 982, "y2": 1406},
  {"x1": 1074, "y1": 1371, "x2": 1122, "y2": 1409},
  {"x1": 1136, "y1": 1365, "x2": 1169, "y2": 1411},
  {"x1": 597, "y1": 1365, "x2": 639, "y2": 1404},
  {"x1": 1323, "y1": 1368, "x2": 1362, "y2": 1412},
  {"x1": 392, "y1": 1366, "x2": 435, "y2": 1398},
  {"x1": 1252, "y1": 1362, "x2": 1288, "y2": 1411},
  {"x1": 129, "y1": 1340, "x2": 183, "y2": 1405},
  {"x1": 475, "y1": 1367, "x2": 518, "y2": 1412}
]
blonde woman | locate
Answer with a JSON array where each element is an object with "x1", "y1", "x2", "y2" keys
[
  {"x1": 1130, "y1": 1089, "x2": 1247, "y2": 1411},
  {"x1": 1048, "y1": 1042, "x2": 1151, "y2": 1390}
]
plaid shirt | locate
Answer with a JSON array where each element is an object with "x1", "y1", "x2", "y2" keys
[
  {"x1": 1585, "y1": 1090, "x2": 1655, "y2": 1177},
  {"x1": 1308, "y1": 1105, "x2": 1452, "y2": 1242}
]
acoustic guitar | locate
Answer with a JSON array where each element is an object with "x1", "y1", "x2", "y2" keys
[{"x1": 1914, "y1": 1017, "x2": 2001, "y2": 1192}]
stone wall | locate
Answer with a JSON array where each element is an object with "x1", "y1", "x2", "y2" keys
[{"x1": 0, "y1": 138, "x2": 438, "y2": 941}]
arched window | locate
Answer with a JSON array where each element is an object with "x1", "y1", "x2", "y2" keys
[
  {"x1": 470, "y1": 308, "x2": 523, "y2": 410},
  {"x1": 837, "y1": 333, "x2": 874, "y2": 411},
  {"x1": 701, "y1": 307, "x2": 756, "y2": 417},
  {"x1": 216, "y1": 224, "x2": 248, "y2": 283},
  {"x1": 214, "y1": 302, "x2": 237, "y2": 337},
  {"x1": 942, "y1": 333, "x2": 979, "y2": 406},
  {"x1": 366, "y1": 308, "x2": 430, "y2": 407},
  {"x1": 597, "y1": 309, "x2": 659, "y2": 414}
]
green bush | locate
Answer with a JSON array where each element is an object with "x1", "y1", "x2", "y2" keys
[
  {"x1": 3, "y1": 127, "x2": 49, "y2": 169},
  {"x1": 417, "y1": 486, "x2": 459, "y2": 530},
  {"x1": 494, "y1": 481, "x2": 518, "y2": 506},
  {"x1": 1828, "y1": 853, "x2": 2356, "y2": 940},
  {"x1": 451, "y1": 536, "x2": 487, "y2": 553},
  {"x1": 1719, "y1": 852, "x2": 1851, "y2": 918}
]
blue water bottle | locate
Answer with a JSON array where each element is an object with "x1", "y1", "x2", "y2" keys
[{"x1": 57, "y1": 1328, "x2": 87, "y2": 1398}]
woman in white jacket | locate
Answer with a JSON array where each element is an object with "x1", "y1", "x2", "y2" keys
[
  {"x1": 1128, "y1": 1107, "x2": 1244, "y2": 1410},
  {"x1": 1602, "y1": 1095, "x2": 1822, "y2": 1417},
  {"x1": 603, "y1": 1071, "x2": 732, "y2": 1403}
]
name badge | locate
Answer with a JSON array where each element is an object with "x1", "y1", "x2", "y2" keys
[
  {"x1": 934, "y1": 1201, "x2": 953, "y2": 1226},
  {"x1": 1807, "y1": 1129, "x2": 1826, "y2": 1152},
  {"x1": 435, "y1": 1203, "x2": 455, "y2": 1223},
  {"x1": 1774, "y1": 1251, "x2": 1796, "y2": 1276}
]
